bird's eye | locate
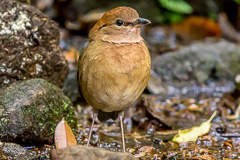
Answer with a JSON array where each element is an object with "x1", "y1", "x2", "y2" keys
[{"x1": 116, "y1": 20, "x2": 124, "y2": 26}]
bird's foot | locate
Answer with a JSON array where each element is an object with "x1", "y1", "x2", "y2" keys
[
  {"x1": 119, "y1": 112, "x2": 126, "y2": 153},
  {"x1": 87, "y1": 111, "x2": 98, "y2": 147}
]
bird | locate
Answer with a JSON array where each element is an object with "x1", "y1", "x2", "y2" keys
[{"x1": 77, "y1": 6, "x2": 151, "y2": 152}]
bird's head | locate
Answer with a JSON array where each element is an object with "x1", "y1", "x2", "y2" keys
[{"x1": 89, "y1": 6, "x2": 151, "y2": 43}]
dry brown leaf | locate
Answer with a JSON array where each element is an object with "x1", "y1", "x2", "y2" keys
[
  {"x1": 54, "y1": 118, "x2": 77, "y2": 149},
  {"x1": 171, "y1": 16, "x2": 222, "y2": 42}
]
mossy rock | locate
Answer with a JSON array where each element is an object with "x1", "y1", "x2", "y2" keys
[{"x1": 0, "y1": 78, "x2": 77, "y2": 145}]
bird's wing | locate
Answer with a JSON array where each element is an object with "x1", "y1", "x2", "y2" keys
[{"x1": 77, "y1": 38, "x2": 92, "y2": 97}]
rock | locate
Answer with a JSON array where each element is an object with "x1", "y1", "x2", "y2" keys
[
  {"x1": 0, "y1": 142, "x2": 50, "y2": 159},
  {"x1": 0, "y1": 142, "x2": 29, "y2": 159},
  {"x1": 0, "y1": 78, "x2": 77, "y2": 145},
  {"x1": 51, "y1": 145, "x2": 137, "y2": 160},
  {"x1": 63, "y1": 69, "x2": 80, "y2": 103},
  {"x1": 0, "y1": 0, "x2": 68, "y2": 88},
  {"x1": 148, "y1": 39, "x2": 238, "y2": 97}
]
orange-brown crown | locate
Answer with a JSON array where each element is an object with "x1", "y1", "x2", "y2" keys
[
  {"x1": 89, "y1": 7, "x2": 139, "y2": 39},
  {"x1": 101, "y1": 6, "x2": 139, "y2": 24}
]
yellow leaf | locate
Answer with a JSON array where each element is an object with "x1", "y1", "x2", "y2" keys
[
  {"x1": 172, "y1": 111, "x2": 217, "y2": 143},
  {"x1": 225, "y1": 104, "x2": 240, "y2": 120},
  {"x1": 54, "y1": 118, "x2": 77, "y2": 149}
]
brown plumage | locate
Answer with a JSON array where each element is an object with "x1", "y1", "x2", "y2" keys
[{"x1": 77, "y1": 6, "x2": 151, "y2": 152}]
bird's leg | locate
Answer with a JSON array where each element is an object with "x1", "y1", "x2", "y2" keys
[
  {"x1": 87, "y1": 110, "x2": 98, "y2": 147},
  {"x1": 119, "y1": 112, "x2": 126, "y2": 153}
]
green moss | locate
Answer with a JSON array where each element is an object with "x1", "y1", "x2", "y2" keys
[{"x1": 0, "y1": 78, "x2": 77, "y2": 144}]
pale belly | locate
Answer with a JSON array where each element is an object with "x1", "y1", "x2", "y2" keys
[{"x1": 83, "y1": 68, "x2": 149, "y2": 112}]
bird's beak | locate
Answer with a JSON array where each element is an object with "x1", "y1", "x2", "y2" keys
[{"x1": 133, "y1": 18, "x2": 151, "y2": 26}]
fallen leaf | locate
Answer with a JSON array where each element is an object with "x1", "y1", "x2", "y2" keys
[
  {"x1": 224, "y1": 141, "x2": 233, "y2": 148},
  {"x1": 172, "y1": 111, "x2": 217, "y2": 143},
  {"x1": 171, "y1": 16, "x2": 221, "y2": 42},
  {"x1": 225, "y1": 104, "x2": 240, "y2": 120},
  {"x1": 138, "y1": 146, "x2": 154, "y2": 155},
  {"x1": 54, "y1": 118, "x2": 77, "y2": 149}
]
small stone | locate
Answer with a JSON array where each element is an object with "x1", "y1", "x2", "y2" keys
[
  {"x1": 51, "y1": 145, "x2": 137, "y2": 160},
  {"x1": 0, "y1": 142, "x2": 30, "y2": 159},
  {"x1": 216, "y1": 127, "x2": 226, "y2": 134}
]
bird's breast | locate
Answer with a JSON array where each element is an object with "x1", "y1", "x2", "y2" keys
[{"x1": 79, "y1": 40, "x2": 151, "y2": 112}]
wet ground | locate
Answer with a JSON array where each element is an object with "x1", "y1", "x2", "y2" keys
[
  {"x1": 72, "y1": 97, "x2": 240, "y2": 159},
  {"x1": 24, "y1": 92, "x2": 240, "y2": 160}
]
